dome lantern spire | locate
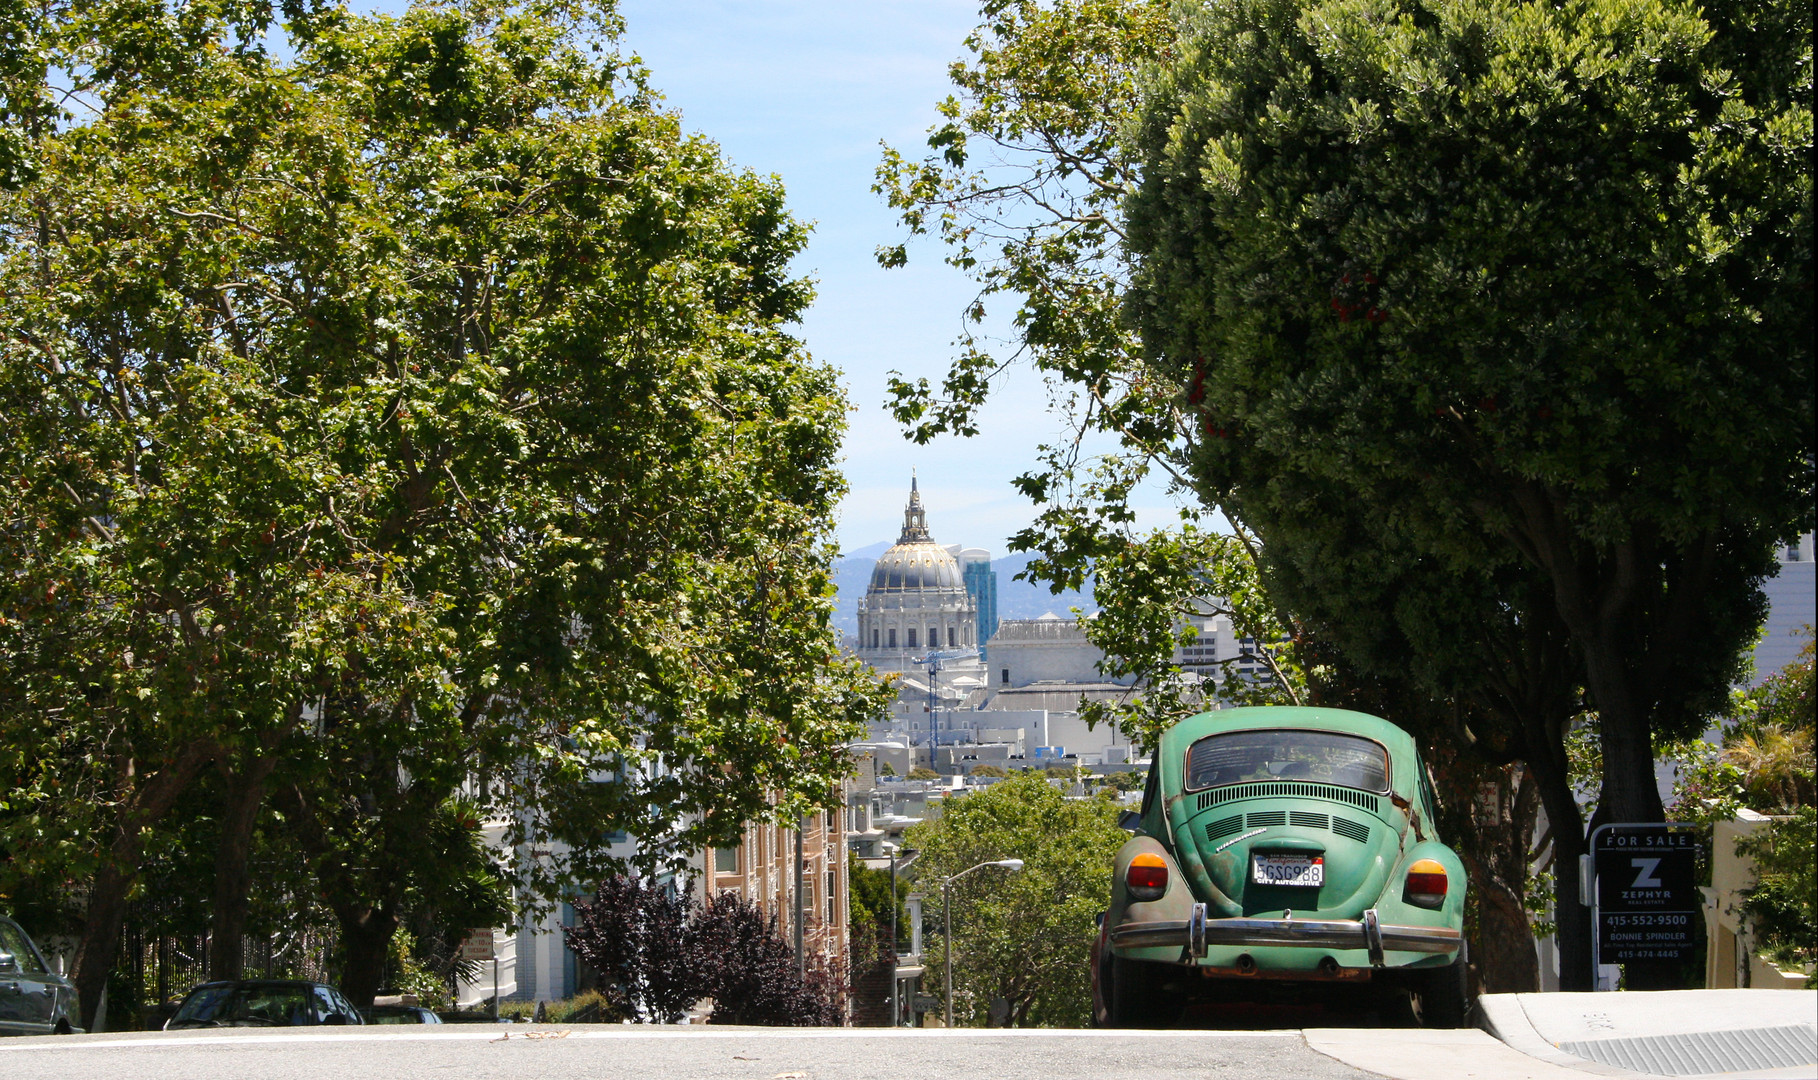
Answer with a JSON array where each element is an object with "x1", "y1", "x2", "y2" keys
[{"x1": 899, "y1": 474, "x2": 931, "y2": 543}]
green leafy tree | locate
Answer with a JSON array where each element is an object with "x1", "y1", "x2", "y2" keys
[
  {"x1": 1129, "y1": 0, "x2": 1812, "y2": 840},
  {"x1": 0, "y1": 0, "x2": 889, "y2": 1023},
  {"x1": 848, "y1": 851, "x2": 908, "y2": 939},
  {"x1": 847, "y1": 849, "x2": 907, "y2": 995},
  {"x1": 1735, "y1": 807, "x2": 1816, "y2": 981},
  {"x1": 1105, "y1": 769, "x2": 1144, "y2": 792},
  {"x1": 1669, "y1": 632, "x2": 1813, "y2": 980},
  {"x1": 1670, "y1": 633, "x2": 1814, "y2": 824},
  {"x1": 1725, "y1": 634, "x2": 1816, "y2": 812},
  {"x1": 905, "y1": 772, "x2": 1126, "y2": 1027},
  {"x1": 0, "y1": 0, "x2": 44, "y2": 188},
  {"x1": 0, "y1": 17, "x2": 441, "y2": 1006}
]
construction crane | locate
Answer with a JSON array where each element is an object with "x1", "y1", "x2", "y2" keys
[{"x1": 913, "y1": 648, "x2": 977, "y2": 747}]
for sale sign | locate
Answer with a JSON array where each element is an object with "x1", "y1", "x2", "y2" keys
[{"x1": 1591, "y1": 824, "x2": 1699, "y2": 964}]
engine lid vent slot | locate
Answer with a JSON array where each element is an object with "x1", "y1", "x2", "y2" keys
[
  {"x1": 1195, "y1": 782, "x2": 1381, "y2": 815},
  {"x1": 1204, "y1": 815, "x2": 1245, "y2": 842}
]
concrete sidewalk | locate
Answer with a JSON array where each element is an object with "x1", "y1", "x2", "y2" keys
[
  {"x1": 1474, "y1": 990, "x2": 1817, "y2": 1079},
  {"x1": 1307, "y1": 1027, "x2": 1629, "y2": 1080}
]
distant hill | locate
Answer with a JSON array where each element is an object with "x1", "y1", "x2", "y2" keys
[
  {"x1": 842, "y1": 540, "x2": 893, "y2": 560},
  {"x1": 831, "y1": 545, "x2": 1094, "y2": 638},
  {"x1": 992, "y1": 551, "x2": 1097, "y2": 621}
]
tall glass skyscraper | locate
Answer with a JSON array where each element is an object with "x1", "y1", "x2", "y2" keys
[{"x1": 962, "y1": 557, "x2": 998, "y2": 659}]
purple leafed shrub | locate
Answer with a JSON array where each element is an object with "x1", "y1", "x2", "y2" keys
[
  {"x1": 566, "y1": 876, "x2": 844, "y2": 1025},
  {"x1": 564, "y1": 876, "x2": 699, "y2": 1024}
]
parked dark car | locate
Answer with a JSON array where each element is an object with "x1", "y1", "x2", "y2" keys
[
  {"x1": 364, "y1": 1004, "x2": 442, "y2": 1024},
  {"x1": 0, "y1": 916, "x2": 80, "y2": 1035},
  {"x1": 165, "y1": 980, "x2": 365, "y2": 1029}
]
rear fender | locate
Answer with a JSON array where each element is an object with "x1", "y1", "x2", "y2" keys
[
  {"x1": 1110, "y1": 835, "x2": 1196, "y2": 956},
  {"x1": 1374, "y1": 839, "x2": 1467, "y2": 965}
]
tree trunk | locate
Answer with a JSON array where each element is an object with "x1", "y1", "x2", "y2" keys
[
  {"x1": 335, "y1": 904, "x2": 400, "y2": 1009},
  {"x1": 72, "y1": 744, "x2": 213, "y2": 1031},
  {"x1": 72, "y1": 860, "x2": 135, "y2": 1033},
  {"x1": 1471, "y1": 764, "x2": 1543, "y2": 993},
  {"x1": 1471, "y1": 868, "x2": 1540, "y2": 993},
  {"x1": 1581, "y1": 636, "x2": 1665, "y2": 824},
  {"x1": 208, "y1": 752, "x2": 279, "y2": 980},
  {"x1": 1529, "y1": 749, "x2": 1592, "y2": 991},
  {"x1": 1511, "y1": 488, "x2": 1666, "y2": 827}
]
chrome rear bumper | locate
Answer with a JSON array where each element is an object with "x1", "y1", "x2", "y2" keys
[{"x1": 1109, "y1": 904, "x2": 1459, "y2": 966}]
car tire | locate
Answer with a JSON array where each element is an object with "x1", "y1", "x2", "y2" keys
[
  {"x1": 1108, "y1": 954, "x2": 1180, "y2": 1029},
  {"x1": 1410, "y1": 942, "x2": 1471, "y2": 1029}
]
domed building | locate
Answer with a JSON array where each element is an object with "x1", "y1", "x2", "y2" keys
[{"x1": 856, "y1": 479, "x2": 978, "y2": 672}]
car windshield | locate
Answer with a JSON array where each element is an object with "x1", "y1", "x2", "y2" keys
[
  {"x1": 1186, "y1": 729, "x2": 1389, "y2": 792},
  {"x1": 171, "y1": 984, "x2": 312, "y2": 1027}
]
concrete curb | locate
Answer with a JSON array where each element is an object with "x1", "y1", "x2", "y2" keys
[
  {"x1": 1474, "y1": 992, "x2": 1818, "y2": 1080},
  {"x1": 1303, "y1": 1027, "x2": 1608, "y2": 1080},
  {"x1": 1476, "y1": 995, "x2": 1635, "y2": 1076}
]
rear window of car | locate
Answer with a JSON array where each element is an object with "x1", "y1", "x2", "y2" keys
[
  {"x1": 0, "y1": 919, "x2": 46, "y2": 974},
  {"x1": 172, "y1": 983, "x2": 312, "y2": 1026},
  {"x1": 1186, "y1": 729, "x2": 1389, "y2": 792}
]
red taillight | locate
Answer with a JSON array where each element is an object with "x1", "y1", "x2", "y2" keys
[
  {"x1": 1405, "y1": 858, "x2": 1447, "y2": 908},
  {"x1": 1127, "y1": 852, "x2": 1168, "y2": 893}
]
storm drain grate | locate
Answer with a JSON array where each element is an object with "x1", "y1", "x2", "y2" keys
[{"x1": 1558, "y1": 1024, "x2": 1817, "y2": 1076}]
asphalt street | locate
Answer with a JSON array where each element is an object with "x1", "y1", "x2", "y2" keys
[{"x1": 0, "y1": 1027, "x2": 1380, "y2": 1080}]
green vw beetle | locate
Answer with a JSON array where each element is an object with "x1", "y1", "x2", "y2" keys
[{"x1": 1092, "y1": 706, "x2": 1469, "y2": 1027}]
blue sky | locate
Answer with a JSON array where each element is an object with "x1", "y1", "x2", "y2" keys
[{"x1": 613, "y1": 1, "x2": 1169, "y2": 556}]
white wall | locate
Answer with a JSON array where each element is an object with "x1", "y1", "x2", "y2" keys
[
  {"x1": 986, "y1": 618, "x2": 1124, "y2": 687},
  {"x1": 1752, "y1": 534, "x2": 1814, "y2": 685}
]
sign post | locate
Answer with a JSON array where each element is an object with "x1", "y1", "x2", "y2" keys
[
  {"x1": 1588, "y1": 823, "x2": 1699, "y2": 987},
  {"x1": 460, "y1": 929, "x2": 497, "y2": 1017}
]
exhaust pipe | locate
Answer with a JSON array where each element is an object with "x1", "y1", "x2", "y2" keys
[
  {"x1": 1319, "y1": 956, "x2": 1341, "y2": 978},
  {"x1": 1235, "y1": 953, "x2": 1257, "y2": 975}
]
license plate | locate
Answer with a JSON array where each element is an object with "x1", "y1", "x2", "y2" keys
[{"x1": 1253, "y1": 854, "x2": 1323, "y2": 887}]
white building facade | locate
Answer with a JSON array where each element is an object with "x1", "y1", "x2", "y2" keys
[
  {"x1": 1752, "y1": 531, "x2": 1814, "y2": 684},
  {"x1": 855, "y1": 479, "x2": 979, "y2": 674}
]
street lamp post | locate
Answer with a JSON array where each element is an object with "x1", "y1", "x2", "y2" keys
[
  {"x1": 941, "y1": 859, "x2": 1024, "y2": 1028},
  {"x1": 887, "y1": 846, "x2": 919, "y2": 1027}
]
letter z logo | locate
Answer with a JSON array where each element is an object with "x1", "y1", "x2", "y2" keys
[{"x1": 1630, "y1": 857, "x2": 1663, "y2": 889}]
